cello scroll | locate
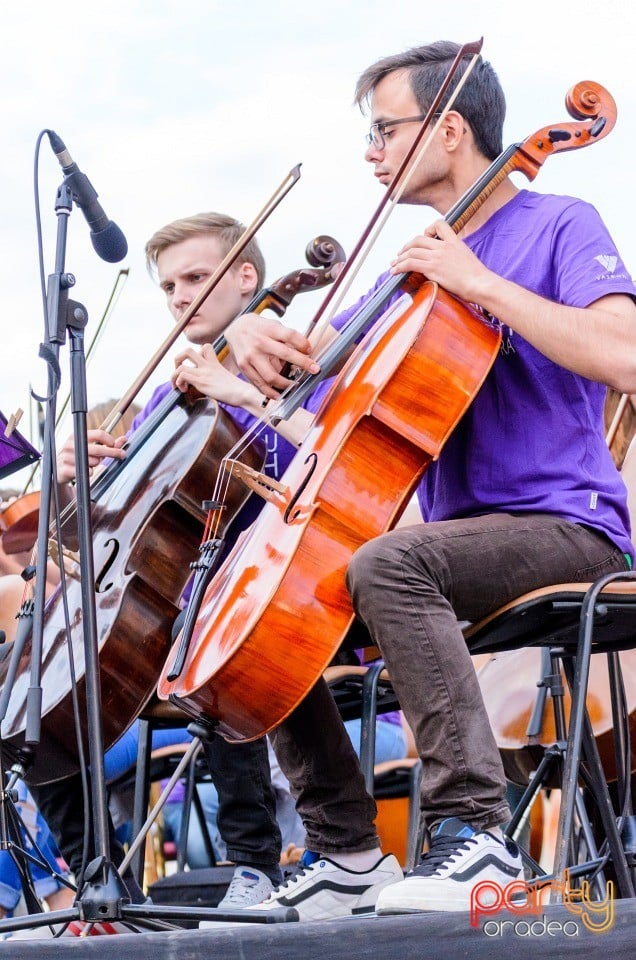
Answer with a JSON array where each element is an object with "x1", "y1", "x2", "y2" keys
[
  {"x1": 447, "y1": 80, "x2": 617, "y2": 235},
  {"x1": 516, "y1": 80, "x2": 616, "y2": 177}
]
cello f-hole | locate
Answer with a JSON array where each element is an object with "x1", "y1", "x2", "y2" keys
[
  {"x1": 284, "y1": 453, "x2": 318, "y2": 524},
  {"x1": 95, "y1": 538, "x2": 120, "y2": 593}
]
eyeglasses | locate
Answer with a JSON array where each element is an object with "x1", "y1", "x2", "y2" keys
[{"x1": 365, "y1": 113, "x2": 440, "y2": 150}]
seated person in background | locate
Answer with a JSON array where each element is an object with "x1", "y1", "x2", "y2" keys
[
  {"x1": 0, "y1": 780, "x2": 74, "y2": 921},
  {"x1": 0, "y1": 565, "x2": 74, "y2": 921}
]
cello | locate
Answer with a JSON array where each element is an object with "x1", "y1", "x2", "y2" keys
[
  {"x1": 0, "y1": 238, "x2": 346, "y2": 785},
  {"x1": 158, "y1": 81, "x2": 618, "y2": 740}
]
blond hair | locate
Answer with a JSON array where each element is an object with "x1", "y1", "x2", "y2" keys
[{"x1": 144, "y1": 212, "x2": 266, "y2": 288}]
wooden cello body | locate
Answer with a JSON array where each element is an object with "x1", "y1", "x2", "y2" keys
[
  {"x1": 0, "y1": 393, "x2": 262, "y2": 784},
  {"x1": 0, "y1": 491, "x2": 42, "y2": 554},
  {"x1": 158, "y1": 279, "x2": 501, "y2": 738}
]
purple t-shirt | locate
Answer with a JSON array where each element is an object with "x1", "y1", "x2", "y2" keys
[{"x1": 329, "y1": 189, "x2": 636, "y2": 560}]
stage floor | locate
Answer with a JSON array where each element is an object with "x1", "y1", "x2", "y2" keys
[{"x1": 1, "y1": 899, "x2": 634, "y2": 960}]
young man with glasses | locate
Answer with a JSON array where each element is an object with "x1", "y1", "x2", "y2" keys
[{"x1": 197, "y1": 40, "x2": 636, "y2": 919}]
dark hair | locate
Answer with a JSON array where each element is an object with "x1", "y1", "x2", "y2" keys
[{"x1": 355, "y1": 41, "x2": 505, "y2": 161}]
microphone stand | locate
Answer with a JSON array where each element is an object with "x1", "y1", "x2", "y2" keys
[
  {"x1": 0, "y1": 177, "x2": 294, "y2": 938},
  {"x1": 0, "y1": 178, "x2": 134, "y2": 932}
]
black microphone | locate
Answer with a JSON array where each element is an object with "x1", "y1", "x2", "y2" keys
[{"x1": 46, "y1": 130, "x2": 128, "y2": 263}]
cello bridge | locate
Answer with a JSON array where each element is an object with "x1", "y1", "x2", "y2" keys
[{"x1": 226, "y1": 459, "x2": 291, "y2": 508}]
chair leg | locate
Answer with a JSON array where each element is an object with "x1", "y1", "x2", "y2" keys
[
  {"x1": 189, "y1": 781, "x2": 218, "y2": 867},
  {"x1": 359, "y1": 661, "x2": 386, "y2": 791},
  {"x1": 130, "y1": 718, "x2": 153, "y2": 887},
  {"x1": 177, "y1": 750, "x2": 198, "y2": 871},
  {"x1": 608, "y1": 651, "x2": 633, "y2": 819},
  {"x1": 552, "y1": 572, "x2": 636, "y2": 900},
  {"x1": 120, "y1": 738, "x2": 203, "y2": 879},
  {"x1": 404, "y1": 761, "x2": 423, "y2": 872}
]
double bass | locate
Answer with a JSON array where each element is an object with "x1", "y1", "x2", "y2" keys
[
  {"x1": 158, "y1": 81, "x2": 618, "y2": 740},
  {"x1": 0, "y1": 239, "x2": 346, "y2": 784}
]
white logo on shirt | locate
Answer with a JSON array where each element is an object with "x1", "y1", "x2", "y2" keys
[
  {"x1": 595, "y1": 254, "x2": 618, "y2": 273},
  {"x1": 265, "y1": 431, "x2": 280, "y2": 478}
]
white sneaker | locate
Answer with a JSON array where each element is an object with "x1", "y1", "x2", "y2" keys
[
  {"x1": 217, "y1": 867, "x2": 275, "y2": 909},
  {"x1": 376, "y1": 817, "x2": 524, "y2": 914},
  {"x1": 245, "y1": 853, "x2": 403, "y2": 921},
  {"x1": 198, "y1": 866, "x2": 277, "y2": 928}
]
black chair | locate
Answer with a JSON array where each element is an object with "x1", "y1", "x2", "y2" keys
[
  {"x1": 126, "y1": 700, "x2": 217, "y2": 886},
  {"x1": 461, "y1": 439, "x2": 636, "y2": 900}
]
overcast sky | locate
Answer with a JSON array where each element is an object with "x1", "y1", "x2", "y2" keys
[{"x1": 2, "y1": 0, "x2": 635, "y2": 479}]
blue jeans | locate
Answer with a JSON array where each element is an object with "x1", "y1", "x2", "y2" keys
[
  {"x1": 0, "y1": 781, "x2": 69, "y2": 913},
  {"x1": 162, "y1": 783, "x2": 223, "y2": 867},
  {"x1": 105, "y1": 721, "x2": 220, "y2": 868},
  {"x1": 346, "y1": 717, "x2": 406, "y2": 767}
]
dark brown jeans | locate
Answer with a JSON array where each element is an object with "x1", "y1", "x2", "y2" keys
[{"x1": 272, "y1": 513, "x2": 627, "y2": 852}]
